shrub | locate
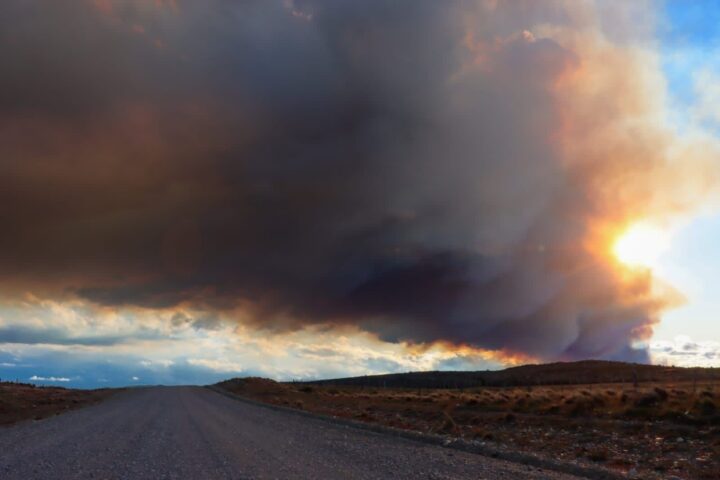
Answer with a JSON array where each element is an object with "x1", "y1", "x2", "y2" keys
[
  {"x1": 635, "y1": 393, "x2": 659, "y2": 408},
  {"x1": 569, "y1": 400, "x2": 594, "y2": 416},
  {"x1": 654, "y1": 387, "x2": 669, "y2": 401},
  {"x1": 697, "y1": 399, "x2": 716, "y2": 416},
  {"x1": 439, "y1": 412, "x2": 457, "y2": 433},
  {"x1": 586, "y1": 448, "x2": 609, "y2": 462},
  {"x1": 472, "y1": 428, "x2": 494, "y2": 441},
  {"x1": 624, "y1": 407, "x2": 652, "y2": 419}
]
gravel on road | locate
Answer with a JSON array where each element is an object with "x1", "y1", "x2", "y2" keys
[{"x1": 0, "y1": 386, "x2": 581, "y2": 479}]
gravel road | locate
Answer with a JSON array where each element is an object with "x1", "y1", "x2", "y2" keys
[{"x1": 0, "y1": 386, "x2": 580, "y2": 479}]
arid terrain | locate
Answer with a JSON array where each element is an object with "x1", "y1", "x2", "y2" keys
[
  {"x1": 3, "y1": 362, "x2": 719, "y2": 479},
  {"x1": 0, "y1": 381, "x2": 116, "y2": 426},
  {"x1": 217, "y1": 361, "x2": 720, "y2": 480}
]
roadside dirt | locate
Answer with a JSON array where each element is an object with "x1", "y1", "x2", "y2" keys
[{"x1": 0, "y1": 382, "x2": 117, "y2": 426}]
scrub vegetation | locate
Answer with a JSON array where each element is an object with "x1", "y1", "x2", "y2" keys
[
  {"x1": 218, "y1": 361, "x2": 720, "y2": 480},
  {"x1": 0, "y1": 382, "x2": 116, "y2": 426}
]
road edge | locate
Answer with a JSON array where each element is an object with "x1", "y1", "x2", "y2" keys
[{"x1": 206, "y1": 385, "x2": 625, "y2": 480}]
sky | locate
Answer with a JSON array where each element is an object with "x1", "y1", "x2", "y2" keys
[{"x1": 1, "y1": 0, "x2": 720, "y2": 388}]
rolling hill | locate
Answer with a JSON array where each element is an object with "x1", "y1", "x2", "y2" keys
[{"x1": 300, "y1": 360, "x2": 720, "y2": 388}]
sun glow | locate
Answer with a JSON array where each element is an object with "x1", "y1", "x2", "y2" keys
[{"x1": 613, "y1": 223, "x2": 670, "y2": 268}]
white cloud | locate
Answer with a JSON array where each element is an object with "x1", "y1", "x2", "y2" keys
[
  {"x1": 131, "y1": 376, "x2": 139, "y2": 381},
  {"x1": 650, "y1": 335, "x2": 720, "y2": 367},
  {"x1": 187, "y1": 358, "x2": 244, "y2": 372},
  {"x1": 29, "y1": 375, "x2": 70, "y2": 382},
  {"x1": 139, "y1": 359, "x2": 174, "y2": 368}
]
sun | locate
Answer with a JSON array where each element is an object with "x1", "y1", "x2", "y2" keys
[{"x1": 613, "y1": 223, "x2": 669, "y2": 268}]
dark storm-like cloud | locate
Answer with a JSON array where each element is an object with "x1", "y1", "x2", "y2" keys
[
  {"x1": 0, "y1": 0, "x2": 696, "y2": 362},
  {"x1": 0, "y1": 324, "x2": 163, "y2": 346}
]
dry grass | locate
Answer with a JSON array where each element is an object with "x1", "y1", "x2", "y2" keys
[
  {"x1": 0, "y1": 382, "x2": 117, "y2": 425},
  {"x1": 218, "y1": 377, "x2": 720, "y2": 480}
]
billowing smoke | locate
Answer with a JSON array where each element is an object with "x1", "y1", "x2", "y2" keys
[{"x1": 0, "y1": 0, "x2": 715, "y2": 362}]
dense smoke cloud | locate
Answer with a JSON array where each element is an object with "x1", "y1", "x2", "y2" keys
[{"x1": 1, "y1": 0, "x2": 714, "y2": 362}]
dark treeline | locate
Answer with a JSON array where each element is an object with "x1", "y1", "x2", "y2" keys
[{"x1": 298, "y1": 360, "x2": 720, "y2": 389}]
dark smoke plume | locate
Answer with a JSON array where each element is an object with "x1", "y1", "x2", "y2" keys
[{"x1": 1, "y1": 0, "x2": 709, "y2": 362}]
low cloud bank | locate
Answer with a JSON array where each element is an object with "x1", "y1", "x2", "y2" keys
[
  {"x1": 651, "y1": 336, "x2": 720, "y2": 367},
  {"x1": 29, "y1": 375, "x2": 71, "y2": 382}
]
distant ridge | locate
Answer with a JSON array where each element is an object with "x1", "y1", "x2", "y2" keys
[{"x1": 301, "y1": 360, "x2": 720, "y2": 388}]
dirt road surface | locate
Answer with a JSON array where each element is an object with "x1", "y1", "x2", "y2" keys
[{"x1": 0, "y1": 386, "x2": 580, "y2": 479}]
